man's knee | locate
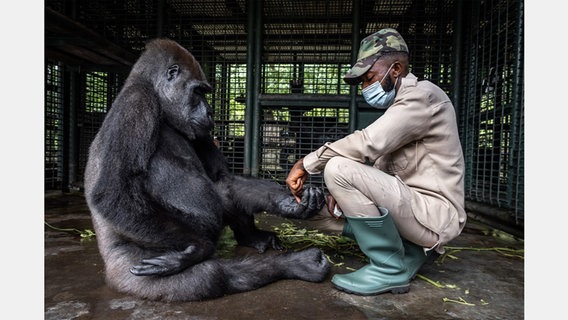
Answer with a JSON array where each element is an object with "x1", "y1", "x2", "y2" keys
[{"x1": 323, "y1": 157, "x2": 352, "y2": 188}]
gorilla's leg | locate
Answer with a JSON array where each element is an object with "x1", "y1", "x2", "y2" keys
[
  {"x1": 225, "y1": 210, "x2": 283, "y2": 253},
  {"x1": 105, "y1": 246, "x2": 330, "y2": 302},
  {"x1": 92, "y1": 213, "x2": 218, "y2": 278},
  {"x1": 220, "y1": 247, "x2": 330, "y2": 293}
]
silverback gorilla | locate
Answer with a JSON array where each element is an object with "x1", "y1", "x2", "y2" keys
[{"x1": 84, "y1": 38, "x2": 330, "y2": 302}]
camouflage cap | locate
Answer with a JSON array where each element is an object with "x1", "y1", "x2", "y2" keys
[{"x1": 343, "y1": 28, "x2": 408, "y2": 85}]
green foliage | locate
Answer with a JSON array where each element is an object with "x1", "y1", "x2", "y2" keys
[
  {"x1": 216, "y1": 226, "x2": 238, "y2": 258},
  {"x1": 44, "y1": 221, "x2": 96, "y2": 240},
  {"x1": 272, "y1": 222, "x2": 367, "y2": 268}
]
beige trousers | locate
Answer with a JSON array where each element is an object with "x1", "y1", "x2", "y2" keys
[{"x1": 321, "y1": 157, "x2": 439, "y2": 249}]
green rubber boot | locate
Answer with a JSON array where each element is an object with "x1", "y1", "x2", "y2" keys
[
  {"x1": 342, "y1": 219, "x2": 435, "y2": 281},
  {"x1": 331, "y1": 208, "x2": 410, "y2": 295},
  {"x1": 341, "y1": 220, "x2": 354, "y2": 239},
  {"x1": 402, "y1": 239, "x2": 435, "y2": 280}
]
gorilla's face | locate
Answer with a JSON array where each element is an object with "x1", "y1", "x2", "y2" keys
[
  {"x1": 185, "y1": 82, "x2": 214, "y2": 136},
  {"x1": 131, "y1": 39, "x2": 215, "y2": 140},
  {"x1": 158, "y1": 60, "x2": 214, "y2": 140}
]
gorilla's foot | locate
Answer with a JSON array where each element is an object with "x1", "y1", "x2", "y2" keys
[{"x1": 282, "y1": 247, "x2": 330, "y2": 282}]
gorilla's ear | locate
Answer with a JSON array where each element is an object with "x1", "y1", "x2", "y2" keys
[{"x1": 167, "y1": 64, "x2": 180, "y2": 81}]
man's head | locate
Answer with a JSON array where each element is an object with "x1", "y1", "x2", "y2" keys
[{"x1": 343, "y1": 28, "x2": 409, "y2": 86}]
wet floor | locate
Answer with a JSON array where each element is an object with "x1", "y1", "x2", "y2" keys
[{"x1": 45, "y1": 192, "x2": 524, "y2": 320}]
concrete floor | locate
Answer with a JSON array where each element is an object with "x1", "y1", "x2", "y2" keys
[{"x1": 45, "y1": 192, "x2": 524, "y2": 320}]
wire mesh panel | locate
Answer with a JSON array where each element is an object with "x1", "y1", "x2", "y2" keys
[
  {"x1": 257, "y1": 0, "x2": 457, "y2": 188},
  {"x1": 258, "y1": 0, "x2": 355, "y2": 187},
  {"x1": 258, "y1": 62, "x2": 351, "y2": 186},
  {"x1": 213, "y1": 64, "x2": 248, "y2": 173},
  {"x1": 75, "y1": 0, "x2": 156, "y2": 53},
  {"x1": 166, "y1": 0, "x2": 250, "y2": 173},
  {"x1": 359, "y1": 0, "x2": 456, "y2": 93},
  {"x1": 77, "y1": 72, "x2": 119, "y2": 182},
  {"x1": 45, "y1": 61, "x2": 65, "y2": 190},
  {"x1": 460, "y1": 0, "x2": 524, "y2": 225},
  {"x1": 259, "y1": 106, "x2": 350, "y2": 185},
  {"x1": 262, "y1": 0, "x2": 354, "y2": 65}
]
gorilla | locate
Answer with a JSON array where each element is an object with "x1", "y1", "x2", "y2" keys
[{"x1": 84, "y1": 38, "x2": 330, "y2": 302}]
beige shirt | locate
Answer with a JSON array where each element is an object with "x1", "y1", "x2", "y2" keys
[{"x1": 303, "y1": 73, "x2": 466, "y2": 249}]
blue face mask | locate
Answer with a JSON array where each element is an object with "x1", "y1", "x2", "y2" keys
[{"x1": 362, "y1": 63, "x2": 398, "y2": 109}]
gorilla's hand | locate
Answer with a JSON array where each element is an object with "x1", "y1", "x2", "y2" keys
[
  {"x1": 236, "y1": 229, "x2": 283, "y2": 253},
  {"x1": 130, "y1": 245, "x2": 200, "y2": 277},
  {"x1": 276, "y1": 185, "x2": 325, "y2": 219}
]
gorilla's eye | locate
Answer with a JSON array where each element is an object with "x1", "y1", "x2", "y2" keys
[
  {"x1": 190, "y1": 84, "x2": 211, "y2": 107},
  {"x1": 191, "y1": 92, "x2": 202, "y2": 107}
]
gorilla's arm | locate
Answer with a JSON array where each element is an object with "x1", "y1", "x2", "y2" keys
[
  {"x1": 222, "y1": 179, "x2": 325, "y2": 254},
  {"x1": 224, "y1": 209, "x2": 283, "y2": 253},
  {"x1": 130, "y1": 133, "x2": 225, "y2": 277},
  {"x1": 130, "y1": 244, "x2": 210, "y2": 276},
  {"x1": 130, "y1": 175, "x2": 221, "y2": 276},
  {"x1": 190, "y1": 135, "x2": 326, "y2": 219},
  {"x1": 229, "y1": 176, "x2": 325, "y2": 219},
  {"x1": 191, "y1": 137, "x2": 325, "y2": 252}
]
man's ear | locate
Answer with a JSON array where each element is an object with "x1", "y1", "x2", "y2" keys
[{"x1": 392, "y1": 61, "x2": 403, "y2": 78}]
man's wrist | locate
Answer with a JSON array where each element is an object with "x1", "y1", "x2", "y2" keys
[{"x1": 297, "y1": 158, "x2": 305, "y2": 170}]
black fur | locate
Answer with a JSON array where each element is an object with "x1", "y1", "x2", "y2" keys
[{"x1": 84, "y1": 38, "x2": 329, "y2": 302}]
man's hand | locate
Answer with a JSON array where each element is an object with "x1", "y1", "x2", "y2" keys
[
  {"x1": 325, "y1": 194, "x2": 343, "y2": 219},
  {"x1": 286, "y1": 158, "x2": 308, "y2": 203}
]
